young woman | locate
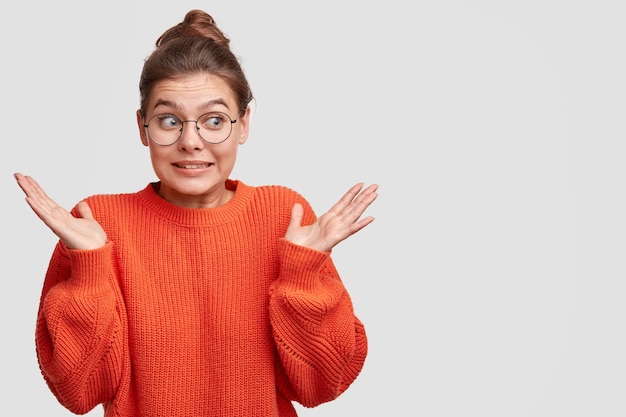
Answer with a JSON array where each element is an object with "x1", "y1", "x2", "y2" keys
[{"x1": 14, "y1": 9, "x2": 377, "y2": 416}]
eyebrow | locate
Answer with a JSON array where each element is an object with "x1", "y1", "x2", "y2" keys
[{"x1": 151, "y1": 98, "x2": 230, "y2": 112}]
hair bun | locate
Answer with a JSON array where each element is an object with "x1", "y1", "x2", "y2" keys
[{"x1": 156, "y1": 9, "x2": 230, "y2": 48}]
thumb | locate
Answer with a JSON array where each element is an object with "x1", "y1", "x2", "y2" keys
[
  {"x1": 287, "y1": 203, "x2": 304, "y2": 231},
  {"x1": 75, "y1": 200, "x2": 95, "y2": 220}
]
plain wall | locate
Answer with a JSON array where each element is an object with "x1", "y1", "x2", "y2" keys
[{"x1": 2, "y1": 1, "x2": 625, "y2": 415}]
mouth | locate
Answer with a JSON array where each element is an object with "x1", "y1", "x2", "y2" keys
[{"x1": 173, "y1": 163, "x2": 213, "y2": 169}]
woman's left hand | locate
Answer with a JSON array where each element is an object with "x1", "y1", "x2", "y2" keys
[{"x1": 285, "y1": 183, "x2": 378, "y2": 252}]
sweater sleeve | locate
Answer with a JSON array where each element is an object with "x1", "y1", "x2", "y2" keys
[
  {"x1": 35, "y1": 240, "x2": 126, "y2": 415},
  {"x1": 269, "y1": 238, "x2": 368, "y2": 408}
]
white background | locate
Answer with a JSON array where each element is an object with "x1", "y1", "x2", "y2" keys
[{"x1": 1, "y1": 1, "x2": 625, "y2": 416}]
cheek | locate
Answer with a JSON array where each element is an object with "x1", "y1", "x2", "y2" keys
[
  {"x1": 212, "y1": 142, "x2": 240, "y2": 160},
  {"x1": 148, "y1": 145, "x2": 170, "y2": 166}
]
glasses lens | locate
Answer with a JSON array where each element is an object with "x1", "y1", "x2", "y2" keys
[
  {"x1": 147, "y1": 114, "x2": 182, "y2": 146},
  {"x1": 146, "y1": 112, "x2": 234, "y2": 145},
  {"x1": 196, "y1": 112, "x2": 233, "y2": 144}
]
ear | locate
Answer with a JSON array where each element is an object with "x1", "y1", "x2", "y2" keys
[
  {"x1": 136, "y1": 110, "x2": 149, "y2": 147},
  {"x1": 237, "y1": 106, "x2": 251, "y2": 145}
]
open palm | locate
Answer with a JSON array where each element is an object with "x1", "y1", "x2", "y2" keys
[
  {"x1": 14, "y1": 173, "x2": 107, "y2": 250},
  {"x1": 285, "y1": 182, "x2": 378, "y2": 253}
]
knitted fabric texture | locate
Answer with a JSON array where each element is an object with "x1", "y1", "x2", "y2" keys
[{"x1": 35, "y1": 179, "x2": 367, "y2": 417}]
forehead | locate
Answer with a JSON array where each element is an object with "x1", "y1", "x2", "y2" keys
[{"x1": 148, "y1": 73, "x2": 236, "y2": 112}]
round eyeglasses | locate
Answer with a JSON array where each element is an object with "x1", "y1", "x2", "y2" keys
[{"x1": 143, "y1": 111, "x2": 238, "y2": 146}]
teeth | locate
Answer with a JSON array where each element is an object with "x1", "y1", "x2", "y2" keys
[{"x1": 178, "y1": 164, "x2": 209, "y2": 169}]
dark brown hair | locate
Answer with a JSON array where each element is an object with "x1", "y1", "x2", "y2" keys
[{"x1": 138, "y1": 10, "x2": 253, "y2": 118}]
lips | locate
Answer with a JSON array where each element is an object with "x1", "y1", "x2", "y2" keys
[{"x1": 173, "y1": 163, "x2": 213, "y2": 169}]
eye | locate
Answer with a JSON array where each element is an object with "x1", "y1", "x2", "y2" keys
[
  {"x1": 200, "y1": 112, "x2": 228, "y2": 130},
  {"x1": 157, "y1": 114, "x2": 181, "y2": 129}
]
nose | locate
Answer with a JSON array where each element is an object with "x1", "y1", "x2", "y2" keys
[{"x1": 177, "y1": 120, "x2": 204, "y2": 151}]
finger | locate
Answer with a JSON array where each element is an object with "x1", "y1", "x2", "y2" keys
[
  {"x1": 350, "y1": 214, "x2": 376, "y2": 233},
  {"x1": 14, "y1": 172, "x2": 39, "y2": 197},
  {"x1": 325, "y1": 183, "x2": 365, "y2": 215},
  {"x1": 20, "y1": 179, "x2": 59, "y2": 215},
  {"x1": 15, "y1": 174, "x2": 70, "y2": 229},
  {"x1": 287, "y1": 203, "x2": 304, "y2": 231},
  {"x1": 350, "y1": 185, "x2": 379, "y2": 215},
  {"x1": 15, "y1": 174, "x2": 51, "y2": 206},
  {"x1": 349, "y1": 184, "x2": 377, "y2": 208},
  {"x1": 345, "y1": 186, "x2": 378, "y2": 234},
  {"x1": 335, "y1": 183, "x2": 378, "y2": 223},
  {"x1": 75, "y1": 201, "x2": 95, "y2": 220}
]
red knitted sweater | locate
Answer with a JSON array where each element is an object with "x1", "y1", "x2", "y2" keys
[{"x1": 35, "y1": 179, "x2": 367, "y2": 417}]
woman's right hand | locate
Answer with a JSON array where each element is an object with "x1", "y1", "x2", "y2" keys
[{"x1": 14, "y1": 173, "x2": 107, "y2": 250}]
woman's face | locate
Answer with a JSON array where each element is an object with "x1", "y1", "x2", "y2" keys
[{"x1": 136, "y1": 73, "x2": 249, "y2": 208}]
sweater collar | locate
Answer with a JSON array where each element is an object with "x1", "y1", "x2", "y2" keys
[{"x1": 136, "y1": 179, "x2": 253, "y2": 226}]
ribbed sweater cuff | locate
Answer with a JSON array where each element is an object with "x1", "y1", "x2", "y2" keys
[
  {"x1": 278, "y1": 239, "x2": 330, "y2": 293},
  {"x1": 65, "y1": 241, "x2": 114, "y2": 295}
]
